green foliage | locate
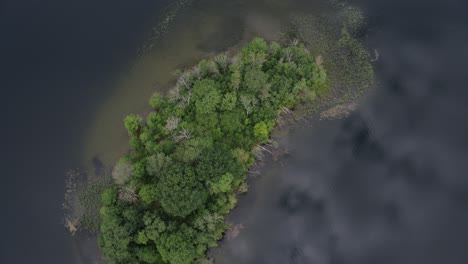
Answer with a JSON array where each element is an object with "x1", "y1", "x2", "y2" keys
[
  {"x1": 135, "y1": 230, "x2": 149, "y2": 245},
  {"x1": 253, "y1": 121, "x2": 270, "y2": 142},
  {"x1": 98, "y1": 197, "x2": 140, "y2": 264},
  {"x1": 111, "y1": 158, "x2": 133, "y2": 185},
  {"x1": 242, "y1": 37, "x2": 269, "y2": 61},
  {"x1": 229, "y1": 68, "x2": 241, "y2": 90},
  {"x1": 209, "y1": 173, "x2": 234, "y2": 194},
  {"x1": 340, "y1": 5, "x2": 365, "y2": 35},
  {"x1": 138, "y1": 184, "x2": 158, "y2": 206},
  {"x1": 192, "y1": 79, "x2": 222, "y2": 114},
  {"x1": 149, "y1": 93, "x2": 164, "y2": 109},
  {"x1": 124, "y1": 114, "x2": 142, "y2": 136},
  {"x1": 146, "y1": 152, "x2": 171, "y2": 177},
  {"x1": 220, "y1": 92, "x2": 237, "y2": 111},
  {"x1": 157, "y1": 165, "x2": 208, "y2": 217},
  {"x1": 335, "y1": 28, "x2": 374, "y2": 91},
  {"x1": 101, "y1": 187, "x2": 117, "y2": 206},
  {"x1": 78, "y1": 178, "x2": 112, "y2": 233},
  {"x1": 286, "y1": 11, "x2": 374, "y2": 103},
  {"x1": 157, "y1": 226, "x2": 197, "y2": 264},
  {"x1": 143, "y1": 212, "x2": 167, "y2": 241},
  {"x1": 136, "y1": 246, "x2": 162, "y2": 263},
  {"x1": 196, "y1": 144, "x2": 243, "y2": 183},
  {"x1": 244, "y1": 69, "x2": 269, "y2": 94},
  {"x1": 98, "y1": 38, "x2": 333, "y2": 264}
]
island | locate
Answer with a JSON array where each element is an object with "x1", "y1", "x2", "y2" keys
[{"x1": 98, "y1": 37, "x2": 327, "y2": 264}]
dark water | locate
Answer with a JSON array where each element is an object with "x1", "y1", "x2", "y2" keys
[
  {"x1": 0, "y1": 1, "x2": 170, "y2": 263},
  {"x1": 215, "y1": 0, "x2": 468, "y2": 263}
]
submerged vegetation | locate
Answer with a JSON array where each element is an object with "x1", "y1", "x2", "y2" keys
[
  {"x1": 284, "y1": 4, "x2": 374, "y2": 107},
  {"x1": 97, "y1": 38, "x2": 328, "y2": 264},
  {"x1": 140, "y1": 0, "x2": 195, "y2": 55}
]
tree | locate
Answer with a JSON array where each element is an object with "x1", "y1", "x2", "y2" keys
[
  {"x1": 209, "y1": 173, "x2": 234, "y2": 194},
  {"x1": 231, "y1": 148, "x2": 251, "y2": 165},
  {"x1": 143, "y1": 212, "x2": 167, "y2": 242},
  {"x1": 193, "y1": 211, "x2": 224, "y2": 235},
  {"x1": 149, "y1": 93, "x2": 163, "y2": 109},
  {"x1": 219, "y1": 110, "x2": 244, "y2": 134},
  {"x1": 244, "y1": 69, "x2": 269, "y2": 94},
  {"x1": 229, "y1": 68, "x2": 241, "y2": 90},
  {"x1": 220, "y1": 92, "x2": 237, "y2": 111},
  {"x1": 101, "y1": 187, "x2": 117, "y2": 206},
  {"x1": 254, "y1": 121, "x2": 269, "y2": 142},
  {"x1": 192, "y1": 210, "x2": 225, "y2": 247},
  {"x1": 175, "y1": 70, "x2": 193, "y2": 90},
  {"x1": 196, "y1": 144, "x2": 243, "y2": 183},
  {"x1": 192, "y1": 79, "x2": 221, "y2": 114},
  {"x1": 164, "y1": 116, "x2": 181, "y2": 132},
  {"x1": 98, "y1": 224, "x2": 136, "y2": 263},
  {"x1": 98, "y1": 205, "x2": 138, "y2": 264},
  {"x1": 157, "y1": 226, "x2": 197, "y2": 264},
  {"x1": 157, "y1": 166, "x2": 208, "y2": 217},
  {"x1": 118, "y1": 184, "x2": 138, "y2": 204},
  {"x1": 146, "y1": 152, "x2": 171, "y2": 177},
  {"x1": 239, "y1": 94, "x2": 257, "y2": 116},
  {"x1": 112, "y1": 158, "x2": 134, "y2": 185},
  {"x1": 214, "y1": 54, "x2": 230, "y2": 72},
  {"x1": 241, "y1": 37, "x2": 268, "y2": 62},
  {"x1": 146, "y1": 112, "x2": 163, "y2": 131},
  {"x1": 173, "y1": 137, "x2": 209, "y2": 162},
  {"x1": 136, "y1": 246, "x2": 162, "y2": 264},
  {"x1": 124, "y1": 114, "x2": 142, "y2": 136},
  {"x1": 138, "y1": 185, "x2": 158, "y2": 206},
  {"x1": 198, "y1": 59, "x2": 219, "y2": 76}
]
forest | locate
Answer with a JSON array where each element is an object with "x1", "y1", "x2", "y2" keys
[{"x1": 97, "y1": 37, "x2": 328, "y2": 264}]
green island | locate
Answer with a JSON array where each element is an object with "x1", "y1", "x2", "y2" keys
[
  {"x1": 86, "y1": 8, "x2": 376, "y2": 258},
  {"x1": 98, "y1": 38, "x2": 327, "y2": 264},
  {"x1": 58, "y1": 1, "x2": 376, "y2": 263}
]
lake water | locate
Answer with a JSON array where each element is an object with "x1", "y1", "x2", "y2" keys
[
  {"x1": 2, "y1": 0, "x2": 468, "y2": 263},
  {"x1": 0, "y1": 0, "x2": 171, "y2": 263}
]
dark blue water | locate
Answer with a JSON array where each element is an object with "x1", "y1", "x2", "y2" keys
[{"x1": 0, "y1": 1, "x2": 170, "y2": 263}]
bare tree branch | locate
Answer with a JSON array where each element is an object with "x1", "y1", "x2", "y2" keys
[{"x1": 164, "y1": 116, "x2": 181, "y2": 132}]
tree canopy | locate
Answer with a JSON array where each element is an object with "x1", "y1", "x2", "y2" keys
[{"x1": 98, "y1": 38, "x2": 328, "y2": 264}]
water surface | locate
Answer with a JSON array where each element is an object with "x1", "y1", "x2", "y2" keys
[{"x1": 0, "y1": 1, "x2": 170, "y2": 263}]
